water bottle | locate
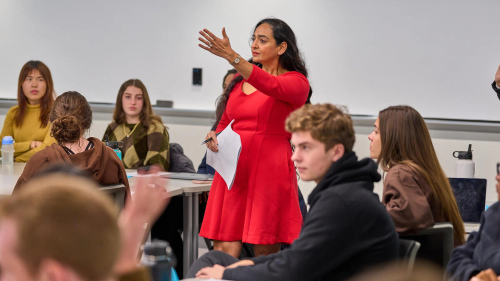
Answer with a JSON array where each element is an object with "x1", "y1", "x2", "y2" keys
[
  {"x1": 141, "y1": 240, "x2": 176, "y2": 281},
  {"x1": 453, "y1": 144, "x2": 475, "y2": 178},
  {"x1": 104, "y1": 134, "x2": 123, "y2": 161},
  {"x1": 1, "y1": 136, "x2": 15, "y2": 166}
]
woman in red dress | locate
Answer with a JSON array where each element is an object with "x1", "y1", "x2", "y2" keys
[{"x1": 198, "y1": 18, "x2": 312, "y2": 258}]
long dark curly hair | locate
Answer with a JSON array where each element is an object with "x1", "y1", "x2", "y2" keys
[{"x1": 212, "y1": 18, "x2": 312, "y2": 131}]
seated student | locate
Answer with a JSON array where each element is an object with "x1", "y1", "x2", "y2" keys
[
  {"x1": 186, "y1": 103, "x2": 399, "y2": 281},
  {"x1": 0, "y1": 164, "x2": 169, "y2": 281},
  {"x1": 446, "y1": 175, "x2": 500, "y2": 281},
  {"x1": 103, "y1": 79, "x2": 170, "y2": 170},
  {"x1": 14, "y1": 91, "x2": 129, "y2": 195},
  {"x1": 368, "y1": 105, "x2": 465, "y2": 246},
  {"x1": 0, "y1": 61, "x2": 57, "y2": 162}
]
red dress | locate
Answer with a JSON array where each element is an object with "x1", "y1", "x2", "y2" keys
[{"x1": 199, "y1": 65, "x2": 310, "y2": 245}]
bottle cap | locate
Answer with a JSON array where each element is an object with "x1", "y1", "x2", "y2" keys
[
  {"x1": 453, "y1": 144, "x2": 473, "y2": 160},
  {"x1": 2, "y1": 136, "x2": 14, "y2": 145}
]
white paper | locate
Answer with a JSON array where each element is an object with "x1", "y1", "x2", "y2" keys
[{"x1": 206, "y1": 120, "x2": 241, "y2": 190}]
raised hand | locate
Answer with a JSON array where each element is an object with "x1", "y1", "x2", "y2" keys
[{"x1": 199, "y1": 28, "x2": 237, "y2": 62}]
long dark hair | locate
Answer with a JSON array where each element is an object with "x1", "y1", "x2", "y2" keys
[
  {"x1": 113, "y1": 79, "x2": 162, "y2": 129},
  {"x1": 213, "y1": 18, "x2": 312, "y2": 131},
  {"x1": 378, "y1": 105, "x2": 465, "y2": 245},
  {"x1": 15, "y1": 61, "x2": 56, "y2": 128}
]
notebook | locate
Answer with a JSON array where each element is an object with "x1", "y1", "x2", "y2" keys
[{"x1": 448, "y1": 178, "x2": 487, "y2": 223}]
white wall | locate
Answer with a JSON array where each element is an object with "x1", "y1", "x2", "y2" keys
[{"x1": 2, "y1": 0, "x2": 500, "y2": 120}]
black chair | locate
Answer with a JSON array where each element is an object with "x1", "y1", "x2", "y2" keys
[
  {"x1": 400, "y1": 222, "x2": 454, "y2": 269},
  {"x1": 399, "y1": 239, "x2": 420, "y2": 273}
]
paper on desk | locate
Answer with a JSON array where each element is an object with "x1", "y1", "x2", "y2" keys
[{"x1": 206, "y1": 120, "x2": 241, "y2": 190}]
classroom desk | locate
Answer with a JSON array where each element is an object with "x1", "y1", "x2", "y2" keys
[
  {"x1": 127, "y1": 172, "x2": 211, "y2": 276},
  {"x1": 0, "y1": 163, "x2": 211, "y2": 276}
]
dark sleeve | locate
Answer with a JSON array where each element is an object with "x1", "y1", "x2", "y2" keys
[
  {"x1": 446, "y1": 214, "x2": 485, "y2": 281},
  {"x1": 492, "y1": 81, "x2": 500, "y2": 100},
  {"x1": 197, "y1": 152, "x2": 215, "y2": 175},
  {"x1": 223, "y1": 194, "x2": 357, "y2": 281},
  {"x1": 245, "y1": 64, "x2": 310, "y2": 106}
]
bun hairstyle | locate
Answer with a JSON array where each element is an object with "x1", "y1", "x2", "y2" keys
[{"x1": 50, "y1": 91, "x2": 92, "y2": 144}]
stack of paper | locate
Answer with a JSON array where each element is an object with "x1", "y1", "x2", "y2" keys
[{"x1": 206, "y1": 120, "x2": 242, "y2": 190}]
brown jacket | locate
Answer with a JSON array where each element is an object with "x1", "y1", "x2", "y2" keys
[
  {"x1": 14, "y1": 137, "x2": 130, "y2": 197},
  {"x1": 382, "y1": 164, "x2": 446, "y2": 235}
]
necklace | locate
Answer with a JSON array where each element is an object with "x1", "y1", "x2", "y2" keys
[{"x1": 123, "y1": 123, "x2": 140, "y2": 138}]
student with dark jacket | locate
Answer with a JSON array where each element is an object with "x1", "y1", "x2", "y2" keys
[
  {"x1": 446, "y1": 175, "x2": 500, "y2": 281},
  {"x1": 14, "y1": 91, "x2": 130, "y2": 196},
  {"x1": 186, "y1": 104, "x2": 399, "y2": 281}
]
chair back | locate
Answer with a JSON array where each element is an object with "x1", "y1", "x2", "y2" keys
[
  {"x1": 400, "y1": 222, "x2": 454, "y2": 269},
  {"x1": 399, "y1": 239, "x2": 420, "y2": 273},
  {"x1": 100, "y1": 184, "x2": 126, "y2": 210}
]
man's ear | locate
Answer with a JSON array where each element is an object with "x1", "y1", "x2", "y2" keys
[
  {"x1": 278, "y1": 42, "x2": 288, "y2": 56},
  {"x1": 38, "y1": 259, "x2": 70, "y2": 281},
  {"x1": 331, "y1": 144, "x2": 345, "y2": 162}
]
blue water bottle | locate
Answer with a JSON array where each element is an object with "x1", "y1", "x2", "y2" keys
[{"x1": 104, "y1": 134, "x2": 123, "y2": 161}]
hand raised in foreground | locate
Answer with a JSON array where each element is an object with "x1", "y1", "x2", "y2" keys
[{"x1": 114, "y1": 165, "x2": 170, "y2": 275}]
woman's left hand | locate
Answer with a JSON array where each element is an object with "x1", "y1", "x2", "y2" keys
[
  {"x1": 199, "y1": 28, "x2": 237, "y2": 62},
  {"x1": 196, "y1": 265, "x2": 225, "y2": 279}
]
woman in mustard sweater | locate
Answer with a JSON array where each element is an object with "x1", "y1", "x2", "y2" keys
[{"x1": 0, "y1": 61, "x2": 57, "y2": 162}]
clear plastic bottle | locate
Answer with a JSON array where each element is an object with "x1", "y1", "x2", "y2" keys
[{"x1": 1, "y1": 136, "x2": 15, "y2": 166}]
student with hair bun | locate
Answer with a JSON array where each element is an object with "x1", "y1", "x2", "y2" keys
[{"x1": 14, "y1": 91, "x2": 130, "y2": 195}]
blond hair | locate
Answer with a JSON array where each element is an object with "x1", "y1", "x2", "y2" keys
[
  {"x1": 0, "y1": 174, "x2": 120, "y2": 280},
  {"x1": 285, "y1": 103, "x2": 355, "y2": 152}
]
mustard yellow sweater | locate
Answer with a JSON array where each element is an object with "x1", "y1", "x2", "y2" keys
[{"x1": 0, "y1": 104, "x2": 56, "y2": 162}]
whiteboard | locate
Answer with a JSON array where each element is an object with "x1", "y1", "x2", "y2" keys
[{"x1": 1, "y1": 0, "x2": 500, "y2": 120}]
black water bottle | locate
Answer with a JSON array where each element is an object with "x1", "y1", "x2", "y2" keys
[{"x1": 141, "y1": 240, "x2": 176, "y2": 281}]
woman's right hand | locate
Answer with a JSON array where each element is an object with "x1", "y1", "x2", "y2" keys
[
  {"x1": 205, "y1": 131, "x2": 219, "y2": 152},
  {"x1": 30, "y1": 141, "x2": 42, "y2": 149}
]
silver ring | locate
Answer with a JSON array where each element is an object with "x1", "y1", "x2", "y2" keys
[{"x1": 209, "y1": 42, "x2": 212, "y2": 48}]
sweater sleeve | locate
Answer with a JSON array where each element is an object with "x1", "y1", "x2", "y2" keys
[
  {"x1": 0, "y1": 108, "x2": 31, "y2": 155},
  {"x1": 102, "y1": 125, "x2": 114, "y2": 141},
  {"x1": 245, "y1": 64, "x2": 310, "y2": 106},
  {"x1": 223, "y1": 194, "x2": 357, "y2": 281},
  {"x1": 383, "y1": 170, "x2": 435, "y2": 234},
  {"x1": 15, "y1": 125, "x2": 57, "y2": 162},
  {"x1": 144, "y1": 123, "x2": 170, "y2": 171},
  {"x1": 13, "y1": 152, "x2": 48, "y2": 193},
  {"x1": 447, "y1": 215, "x2": 485, "y2": 281},
  {"x1": 0, "y1": 109, "x2": 15, "y2": 152}
]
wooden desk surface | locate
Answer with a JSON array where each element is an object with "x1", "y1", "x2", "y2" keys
[{"x1": 0, "y1": 163, "x2": 211, "y2": 197}]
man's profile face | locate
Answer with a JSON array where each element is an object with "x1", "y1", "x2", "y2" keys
[
  {"x1": 0, "y1": 219, "x2": 37, "y2": 281},
  {"x1": 291, "y1": 131, "x2": 337, "y2": 184}
]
